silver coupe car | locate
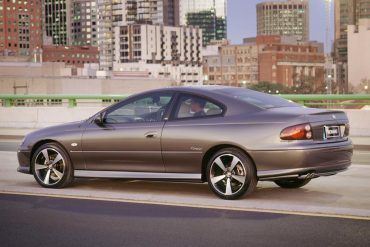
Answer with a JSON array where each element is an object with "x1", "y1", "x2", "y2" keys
[{"x1": 17, "y1": 86, "x2": 353, "y2": 199}]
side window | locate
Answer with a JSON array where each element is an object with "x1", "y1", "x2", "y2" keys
[
  {"x1": 105, "y1": 92, "x2": 173, "y2": 124},
  {"x1": 174, "y1": 95, "x2": 223, "y2": 119}
]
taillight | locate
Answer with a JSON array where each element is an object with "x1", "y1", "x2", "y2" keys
[{"x1": 280, "y1": 123, "x2": 312, "y2": 140}]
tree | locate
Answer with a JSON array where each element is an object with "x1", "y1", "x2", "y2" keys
[{"x1": 248, "y1": 81, "x2": 292, "y2": 94}]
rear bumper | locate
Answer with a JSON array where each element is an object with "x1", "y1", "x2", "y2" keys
[{"x1": 252, "y1": 140, "x2": 353, "y2": 180}]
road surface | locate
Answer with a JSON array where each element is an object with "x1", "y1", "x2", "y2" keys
[{"x1": 0, "y1": 193, "x2": 369, "y2": 247}]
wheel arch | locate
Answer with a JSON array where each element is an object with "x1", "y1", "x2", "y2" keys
[
  {"x1": 30, "y1": 139, "x2": 70, "y2": 174},
  {"x1": 201, "y1": 144, "x2": 256, "y2": 182}
]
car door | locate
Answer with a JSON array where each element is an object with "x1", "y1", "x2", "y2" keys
[
  {"x1": 81, "y1": 91, "x2": 174, "y2": 172},
  {"x1": 161, "y1": 93, "x2": 225, "y2": 173}
]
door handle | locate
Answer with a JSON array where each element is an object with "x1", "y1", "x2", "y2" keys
[{"x1": 145, "y1": 131, "x2": 158, "y2": 138}]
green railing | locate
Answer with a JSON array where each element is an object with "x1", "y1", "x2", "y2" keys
[{"x1": 0, "y1": 94, "x2": 369, "y2": 108}]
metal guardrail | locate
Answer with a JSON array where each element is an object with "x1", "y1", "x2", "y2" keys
[{"x1": 0, "y1": 94, "x2": 369, "y2": 108}]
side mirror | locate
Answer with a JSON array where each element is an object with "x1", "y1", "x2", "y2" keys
[{"x1": 94, "y1": 112, "x2": 105, "y2": 125}]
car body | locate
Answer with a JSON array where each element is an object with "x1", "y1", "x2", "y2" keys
[{"x1": 17, "y1": 86, "x2": 353, "y2": 199}]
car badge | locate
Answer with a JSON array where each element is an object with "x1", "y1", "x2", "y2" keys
[
  {"x1": 332, "y1": 115, "x2": 336, "y2": 119},
  {"x1": 71, "y1": 143, "x2": 78, "y2": 147}
]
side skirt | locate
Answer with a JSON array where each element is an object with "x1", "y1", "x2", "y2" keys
[{"x1": 74, "y1": 170, "x2": 202, "y2": 182}]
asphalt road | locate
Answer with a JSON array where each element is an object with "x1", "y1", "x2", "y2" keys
[{"x1": 0, "y1": 193, "x2": 369, "y2": 247}]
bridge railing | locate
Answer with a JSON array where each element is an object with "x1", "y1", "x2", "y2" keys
[{"x1": 0, "y1": 94, "x2": 369, "y2": 108}]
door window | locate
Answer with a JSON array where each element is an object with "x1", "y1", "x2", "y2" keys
[
  {"x1": 174, "y1": 95, "x2": 224, "y2": 119},
  {"x1": 105, "y1": 92, "x2": 173, "y2": 124}
]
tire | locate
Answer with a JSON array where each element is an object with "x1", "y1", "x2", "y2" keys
[
  {"x1": 32, "y1": 143, "x2": 74, "y2": 188},
  {"x1": 206, "y1": 148, "x2": 257, "y2": 200},
  {"x1": 274, "y1": 178, "x2": 311, "y2": 189}
]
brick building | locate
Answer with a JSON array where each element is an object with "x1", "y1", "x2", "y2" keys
[
  {"x1": 0, "y1": 0, "x2": 42, "y2": 56},
  {"x1": 42, "y1": 46, "x2": 99, "y2": 68},
  {"x1": 203, "y1": 36, "x2": 325, "y2": 88},
  {"x1": 203, "y1": 40, "x2": 259, "y2": 86},
  {"x1": 257, "y1": 36, "x2": 325, "y2": 88}
]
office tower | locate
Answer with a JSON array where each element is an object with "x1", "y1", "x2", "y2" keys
[
  {"x1": 256, "y1": 0, "x2": 309, "y2": 41},
  {"x1": 180, "y1": 0, "x2": 227, "y2": 46},
  {"x1": 186, "y1": 10, "x2": 226, "y2": 46},
  {"x1": 42, "y1": 0, "x2": 71, "y2": 45},
  {"x1": 70, "y1": 0, "x2": 99, "y2": 46}
]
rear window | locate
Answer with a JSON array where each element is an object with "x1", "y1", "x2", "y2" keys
[{"x1": 215, "y1": 88, "x2": 298, "y2": 109}]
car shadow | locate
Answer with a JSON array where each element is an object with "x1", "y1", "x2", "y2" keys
[{"x1": 70, "y1": 178, "x2": 342, "y2": 205}]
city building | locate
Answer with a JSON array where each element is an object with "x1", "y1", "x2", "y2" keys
[
  {"x1": 97, "y1": 0, "x2": 180, "y2": 71},
  {"x1": 256, "y1": 0, "x2": 309, "y2": 41},
  {"x1": 186, "y1": 10, "x2": 226, "y2": 46},
  {"x1": 334, "y1": 0, "x2": 370, "y2": 92},
  {"x1": 203, "y1": 40, "x2": 259, "y2": 86},
  {"x1": 257, "y1": 36, "x2": 325, "y2": 89},
  {"x1": 348, "y1": 18, "x2": 370, "y2": 92},
  {"x1": 179, "y1": 0, "x2": 227, "y2": 25},
  {"x1": 112, "y1": 24, "x2": 203, "y2": 84},
  {"x1": 42, "y1": 0, "x2": 71, "y2": 45},
  {"x1": 203, "y1": 36, "x2": 325, "y2": 89},
  {"x1": 163, "y1": 0, "x2": 180, "y2": 26},
  {"x1": 180, "y1": 0, "x2": 227, "y2": 46},
  {"x1": 42, "y1": 46, "x2": 99, "y2": 68},
  {"x1": 0, "y1": 0, "x2": 43, "y2": 56},
  {"x1": 70, "y1": 0, "x2": 98, "y2": 46},
  {"x1": 136, "y1": 0, "x2": 179, "y2": 25}
]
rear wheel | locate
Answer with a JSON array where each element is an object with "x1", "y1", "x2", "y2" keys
[
  {"x1": 206, "y1": 148, "x2": 257, "y2": 200},
  {"x1": 274, "y1": 178, "x2": 311, "y2": 189},
  {"x1": 32, "y1": 143, "x2": 74, "y2": 188}
]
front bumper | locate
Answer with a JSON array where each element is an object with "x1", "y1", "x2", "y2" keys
[
  {"x1": 17, "y1": 150, "x2": 31, "y2": 174},
  {"x1": 251, "y1": 140, "x2": 353, "y2": 180}
]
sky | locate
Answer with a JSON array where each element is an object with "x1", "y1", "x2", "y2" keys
[{"x1": 227, "y1": 0, "x2": 334, "y2": 50}]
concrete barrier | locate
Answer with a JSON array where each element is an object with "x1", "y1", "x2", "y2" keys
[
  {"x1": 0, "y1": 107, "x2": 369, "y2": 136},
  {"x1": 0, "y1": 107, "x2": 103, "y2": 129}
]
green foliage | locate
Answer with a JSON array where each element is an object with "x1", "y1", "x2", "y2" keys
[{"x1": 247, "y1": 81, "x2": 292, "y2": 94}]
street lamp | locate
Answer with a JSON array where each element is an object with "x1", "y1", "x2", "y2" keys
[{"x1": 365, "y1": 85, "x2": 369, "y2": 94}]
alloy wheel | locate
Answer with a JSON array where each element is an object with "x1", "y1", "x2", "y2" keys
[
  {"x1": 34, "y1": 148, "x2": 65, "y2": 186},
  {"x1": 209, "y1": 154, "x2": 247, "y2": 196}
]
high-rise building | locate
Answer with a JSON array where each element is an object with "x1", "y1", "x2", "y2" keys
[
  {"x1": 186, "y1": 10, "x2": 226, "y2": 46},
  {"x1": 97, "y1": 0, "x2": 180, "y2": 71},
  {"x1": 334, "y1": 0, "x2": 370, "y2": 92},
  {"x1": 70, "y1": 0, "x2": 98, "y2": 46},
  {"x1": 163, "y1": 0, "x2": 180, "y2": 26},
  {"x1": 112, "y1": 24, "x2": 203, "y2": 84},
  {"x1": 256, "y1": 0, "x2": 309, "y2": 41},
  {"x1": 180, "y1": 0, "x2": 227, "y2": 46},
  {"x1": 179, "y1": 0, "x2": 227, "y2": 25},
  {"x1": 0, "y1": 0, "x2": 43, "y2": 56},
  {"x1": 42, "y1": 0, "x2": 71, "y2": 45}
]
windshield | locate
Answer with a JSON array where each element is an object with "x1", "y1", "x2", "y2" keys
[{"x1": 215, "y1": 88, "x2": 298, "y2": 109}]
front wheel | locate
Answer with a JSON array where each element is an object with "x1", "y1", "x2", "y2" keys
[
  {"x1": 206, "y1": 148, "x2": 257, "y2": 200},
  {"x1": 274, "y1": 178, "x2": 311, "y2": 189},
  {"x1": 32, "y1": 143, "x2": 74, "y2": 188}
]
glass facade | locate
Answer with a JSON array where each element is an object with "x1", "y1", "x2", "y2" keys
[
  {"x1": 181, "y1": 0, "x2": 227, "y2": 46},
  {"x1": 256, "y1": 0, "x2": 309, "y2": 41},
  {"x1": 186, "y1": 10, "x2": 226, "y2": 46}
]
